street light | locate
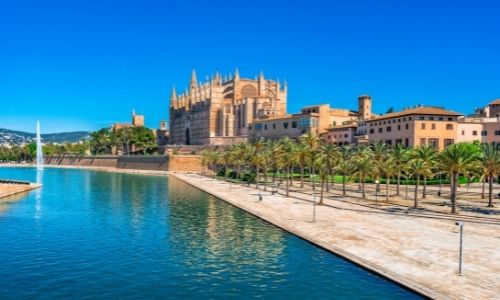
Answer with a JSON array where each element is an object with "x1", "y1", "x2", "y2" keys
[
  {"x1": 375, "y1": 179, "x2": 380, "y2": 207},
  {"x1": 455, "y1": 221, "x2": 464, "y2": 275}
]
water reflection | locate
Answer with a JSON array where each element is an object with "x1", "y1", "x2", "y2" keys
[
  {"x1": 167, "y1": 177, "x2": 288, "y2": 286},
  {"x1": 34, "y1": 170, "x2": 43, "y2": 220}
]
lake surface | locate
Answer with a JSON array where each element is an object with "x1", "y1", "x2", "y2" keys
[{"x1": 0, "y1": 167, "x2": 422, "y2": 299}]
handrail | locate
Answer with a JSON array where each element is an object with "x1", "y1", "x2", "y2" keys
[{"x1": 0, "y1": 179, "x2": 31, "y2": 185}]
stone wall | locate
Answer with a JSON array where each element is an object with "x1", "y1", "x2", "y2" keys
[{"x1": 45, "y1": 155, "x2": 202, "y2": 172}]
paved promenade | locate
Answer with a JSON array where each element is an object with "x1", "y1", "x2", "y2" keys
[
  {"x1": 172, "y1": 173, "x2": 500, "y2": 300},
  {"x1": 0, "y1": 183, "x2": 41, "y2": 199}
]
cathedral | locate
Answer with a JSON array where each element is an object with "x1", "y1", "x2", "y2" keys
[{"x1": 169, "y1": 69, "x2": 288, "y2": 145}]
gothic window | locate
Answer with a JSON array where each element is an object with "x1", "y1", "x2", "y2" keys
[{"x1": 241, "y1": 85, "x2": 257, "y2": 98}]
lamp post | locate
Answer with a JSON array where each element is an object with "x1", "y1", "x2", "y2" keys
[
  {"x1": 455, "y1": 221, "x2": 464, "y2": 275},
  {"x1": 375, "y1": 179, "x2": 380, "y2": 207}
]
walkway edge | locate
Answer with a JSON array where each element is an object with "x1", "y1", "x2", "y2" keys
[{"x1": 170, "y1": 173, "x2": 442, "y2": 300}]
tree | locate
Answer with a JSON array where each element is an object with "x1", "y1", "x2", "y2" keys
[
  {"x1": 412, "y1": 145, "x2": 437, "y2": 198},
  {"x1": 129, "y1": 126, "x2": 156, "y2": 154},
  {"x1": 89, "y1": 128, "x2": 112, "y2": 154},
  {"x1": 337, "y1": 145, "x2": 353, "y2": 196},
  {"x1": 278, "y1": 137, "x2": 296, "y2": 196},
  {"x1": 320, "y1": 143, "x2": 340, "y2": 191},
  {"x1": 408, "y1": 158, "x2": 433, "y2": 208},
  {"x1": 371, "y1": 141, "x2": 390, "y2": 195},
  {"x1": 295, "y1": 142, "x2": 309, "y2": 188},
  {"x1": 352, "y1": 146, "x2": 374, "y2": 199},
  {"x1": 479, "y1": 144, "x2": 500, "y2": 207},
  {"x1": 438, "y1": 143, "x2": 479, "y2": 214},
  {"x1": 390, "y1": 144, "x2": 409, "y2": 195},
  {"x1": 382, "y1": 159, "x2": 398, "y2": 202},
  {"x1": 299, "y1": 133, "x2": 321, "y2": 190},
  {"x1": 268, "y1": 139, "x2": 283, "y2": 183}
]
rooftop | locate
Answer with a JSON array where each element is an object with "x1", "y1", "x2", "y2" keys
[
  {"x1": 488, "y1": 98, "x2": 500, "y2": 105},
  {"x1": 367, "y1": 106, "x2": 463, "y2": 122}
]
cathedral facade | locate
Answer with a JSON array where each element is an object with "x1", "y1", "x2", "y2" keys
[{"x1": 169, "y1": 70, "x2": 288, "y2": 145}]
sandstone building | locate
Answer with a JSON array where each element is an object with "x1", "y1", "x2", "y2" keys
[{"x1": 169, "y1": 70, "x2": 287, "y2": 145}]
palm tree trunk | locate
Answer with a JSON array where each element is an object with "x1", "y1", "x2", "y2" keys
[
  {"x1": 481, "y1": 177, "x2": 485, "y2": 199},
  {"x1": 386, "y1": 177, "x2": 390, "y2": 202},
  {"x1": 397, "y1": 171, "x2": 401, "y2": 195},
  {"x1": 312, "y1": 165, "x2": 316, "y2": 191},
  {"x1": 300, "y1": 166, "x2": 304, "y2": 188},
  {"x1": 451, "y1": 172, "x2": 458, "y2": 214},
  {"x1": 361, "y1": 177, "x2": 366, "y2": 199},
  {"x1": 342, "y1": 174, "x2": 346, "y2": 196},
  {"x1": 325, "y1": 169, "x2": 330, "y2": 192},
  {"x1": 286, "y1": 167, "x2": 290, "y2": 197},
  {"x1": 319, "y1": 177, "x2": 325, "y2": 205},
  {"x1": 422, "y1": 176, "x2": 427, "y2": 199},
  {"x1": 414, "y1": 176, "x2": 419, "y2": 208},
  {"x1": 263, "y1": 169, "x2": 268, "y2": 191},
  {"x1": 488, "y1": 175, "x2": 494, "y2": 207},
  {"x1": 255, "y1": 167, "x2": 259, "y2": 189}
]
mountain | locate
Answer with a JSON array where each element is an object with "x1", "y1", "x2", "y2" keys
[{"x1": 0, "y1": 128, "x2": 90, "y2": 146}]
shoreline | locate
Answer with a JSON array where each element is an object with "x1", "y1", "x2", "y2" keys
[
  {"x1": 0, "y1": 164, "x2": 168, "y2": 177},
  {"x1": 0, "y1": 183, "x2": 41, "y2": 200},
  {"x1": 171, "y1": 172, "x2": 500, "y2": 300}
]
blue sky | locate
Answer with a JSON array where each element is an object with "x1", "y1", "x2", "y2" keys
[{"x1": 1, "y1": 0, "x2": 499, "y2": 133}]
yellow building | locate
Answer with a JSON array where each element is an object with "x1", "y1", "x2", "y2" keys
[{"x1": 366, "y1": 106, "x2": 462, "y2": 150}]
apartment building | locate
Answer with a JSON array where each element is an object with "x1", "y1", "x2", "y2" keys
[
  {"x1": 248, "y1": 114, "x2": 319, "y2": 140},
  {"x1": 365, "y1": 106, "x2": 462, "y2": 150},
  {"x1": 457, "y1": 117, "x2": 500, "y2": 145},
  {"x1": 321, "y1": 124, "x2": 357, "y2": 145}
]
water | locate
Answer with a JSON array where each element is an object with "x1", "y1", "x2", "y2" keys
[
  {"x1": 0, "y1": 167, "x2": 422, "y2": 299},
  {"x1": 36, "y1": 121, "x2": 43, "y2": 171}
]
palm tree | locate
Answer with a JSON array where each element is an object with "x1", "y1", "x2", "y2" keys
[
  {"x1": 260, "y1": 148, "x2": 272, "y2": 191},
  {"x1": 299, "y1": 133, "x2": 321, "y2": 190},
  {"x1": 390, "y1": 144, "x2": 409, "y2": 195},
  {"x1": 408, "y1": 158, "x2": 433, "y2": 208},
  {"x1": 438, "y1": 143, "x2": 479, "y2": 214},
  {"x1": 337, "y1": 145, "x2": 353, "y2": 196},
  {"x1": 250, "y1": 137, "x2": 266, "y2": 188},
  {"x1": 268, "y1": 140, "x2": 283, "y2": 183},
  {"x1": 295, "y1": 142, "x2": 309, "y2": 188},
  {"x1": 229, "y1": 143, "x2": 245, "y2": 180},
  {"x1": 200, "y1": 149, "x2": 220, "y2": 176},
  {"x1": 413, "y1": 145, "x2": 437, "y2": 198},
  {"x1": 382, "y1": 159, "x2": 398, "y2": 201},
  {"x1": 479, "y1": 144, "x2": 500, "y2": 207},
  {"x1": 316, "y1": 156, "x2": 329, "y2": 205},
  {"x1": 221, "y1": 149, "x2": 233, "y2": 180},
  {"x1": 352, "y1": 147, "x2": 374, "y2": 199},
  {"x1": 371, "y1": 141, "x2": 390, "y2": 196},
  {"x1": 278, "y1": 137, "x2": 296, "y2": 196},
  {"x1": 320, "y1": 143, "x2": 339, "y2": 191}
]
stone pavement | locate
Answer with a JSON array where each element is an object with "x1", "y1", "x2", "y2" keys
[
  {"x1": 172, "y1": 173, "x2": 500, "y2": 300},
  {"x1": 0, "y1": 183, "x2": 41, "y2": 199}
]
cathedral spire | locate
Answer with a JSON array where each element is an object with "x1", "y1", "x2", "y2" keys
[
  {"x1": 170, "y1": 85, "x2": 177, "y2": 107},
  {"x1": 234, "y1": 68, "x2": 240, "y2": 80},
  {"x1": 190, "y1": 69, "x2": 197, "y2": 88},
  {"x1": 259, "y1": 70, "x2": 264, "y2": 80}
]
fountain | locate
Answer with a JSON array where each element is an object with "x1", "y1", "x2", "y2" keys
[{"x1": 36, "y1": 121, "x2": 44, "y2": 171}]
